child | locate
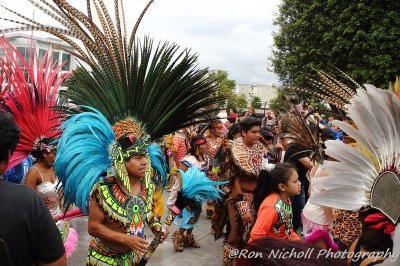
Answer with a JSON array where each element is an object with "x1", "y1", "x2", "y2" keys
[
  {"x1": 167, "y1": 135, "x2": 210, "y2": 252},
  {"x1": 249, "y1": 163, "x2": 301, "y2": 242}
]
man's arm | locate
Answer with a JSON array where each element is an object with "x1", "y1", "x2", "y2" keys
[{"x1": 87, "y1": 196, "x2": 149, "y2": 254}]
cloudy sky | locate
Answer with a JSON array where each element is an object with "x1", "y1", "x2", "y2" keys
[{"x1": 1, "y1": 0, "x2": 281, "y2": 86}]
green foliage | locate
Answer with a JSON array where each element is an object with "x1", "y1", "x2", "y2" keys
[
  {"x1": 269, "y1": 86, "x2": 296, "y2": 114},
  {"x1": 271, "y1": 0, "x2": 400, "y2": 89},
  {"x1": 251, "y1": 96, "x2": 262, "y2": 109},
  {"x1": 236, "y1": 94, "x2": 248, "y2": 112},
  {"x1": 208, "y1": 70, "x2": 236, "y2": 108}
]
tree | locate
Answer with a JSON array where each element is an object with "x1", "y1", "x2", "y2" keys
[
  {"x1": 236, "y1": 94, "x2": 248, "y2": 112},
  {"x1": 251, "y1": 96, "x2": 262, "y2": 109},
  {"x1": 269, "y1": 86, "x2": 295, "y2": 114},
  {"x1": 271, "y1": 1, "x2": 400, "y2": 89},
  {"x1": 208, "y1": 70, "x2": 236, "y2": 109}
]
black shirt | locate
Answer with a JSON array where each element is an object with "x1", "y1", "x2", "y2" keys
[{"x1": 0, "y1": 179, "x2": 65, "y2": 266}]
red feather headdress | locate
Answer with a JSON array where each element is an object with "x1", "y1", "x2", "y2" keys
[{"x1": 0, "y1": 37, "x2": 71, "y2": 169}]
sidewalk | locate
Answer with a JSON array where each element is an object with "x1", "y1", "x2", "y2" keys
[{"x1": 67, "y1": 191, "x2": 223, "y2": 265}]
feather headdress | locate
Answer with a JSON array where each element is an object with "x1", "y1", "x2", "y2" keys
[
  {"x1": 147, "y1": 143, "x2": 167, "y2": 187},
  {"x1": 55, "y1": 108, "x2": 114, "y2": 214},
  {"x1": 310, "y1": 85, "x2": 400, "y2": 224},
  {"x1": 0, "y1": 37, "x2": 70, "y2": 169},
  {"x1": 281, "y1": 103, "x2": 322, "y2": 162},
  {"x1": 294, "y1": 67, "x2": 363, "y2": 115}
]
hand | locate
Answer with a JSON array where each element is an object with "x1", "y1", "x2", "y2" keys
[
  {"x1": 154, "y1": 225, "x2": 169, "y2": 243},
  {"x1": 240, "y1": 211, "x2": 253, "y2": 224},
  {"x1": 124, "y1": 234, "x2": 149, "y2": 255}
]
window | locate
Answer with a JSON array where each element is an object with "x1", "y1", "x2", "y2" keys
[
  {"x1": 38, "y1": 48, "x2": 47, "y2": 62},
  {"x1": 61, "y1": 53, "x2": 71, "y2": 71},
  {"x1": 16, "y1": 46, "x2": 34, "y2": 65},
  {"x1": 52, "y1": 51, "x2": 60, "y2": 68}
]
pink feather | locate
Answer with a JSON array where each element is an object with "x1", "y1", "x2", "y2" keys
[
  {"x1": 304, "y1": 229, "x2": 339, "y2": 251},
  {"x1": 64, "y1": 228, "x2": 78, "y2": 258}
]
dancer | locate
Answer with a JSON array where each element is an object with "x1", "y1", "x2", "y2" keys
[
  {"x1": 168, "y1": 135, "x2": 210, "y2": 251},
  {"x1": 204, "y1": 121, "x2": 224, "y2": 219},
  {"x1": 301, "y1": 161, "x2": 338, "y2": 251},
  {"x1": 211, "y1": 117, "x2": 267, "y2": 266}
]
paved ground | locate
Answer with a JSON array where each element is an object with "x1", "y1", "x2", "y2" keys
[{"x1": 67, "y1": 191, "x2": 224, "y2": 265}]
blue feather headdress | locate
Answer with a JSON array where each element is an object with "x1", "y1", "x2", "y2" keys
[
  {"x1": 147, "y1": 143, "x2": 168, "y2": 186},
  {"x1": 179, "y1": 166, "x2": 227, "y2": 202},
  {"x1": 55, "y1": 108, "x2": 115, "y2": 214}
]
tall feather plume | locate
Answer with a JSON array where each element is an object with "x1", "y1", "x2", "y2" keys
[
  {"x1": 294, "y1": 66, "x2": 363, "y2": 114},
  {"x1": 147, "y1": 143, "x2": 168, "y2": 186},
  {"x1": 0, "y1": 0, "x2": 226, "y2": 139},
  {"x1": 281, "y1": 102, "x2": 321, "y2": 160},
  {"x1": 0, "y1": 37, "x2": 70, "y2": 169}
]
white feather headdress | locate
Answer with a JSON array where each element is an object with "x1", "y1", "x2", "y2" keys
[{"x1": 310, "y1": 85, "x2": 400, "y2": 224}]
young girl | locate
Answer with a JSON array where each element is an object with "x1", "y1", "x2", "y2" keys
[
  {"x1": 167, "y1": 135, "x2": 211, "y2": 252},
  {"x1": 249, "y1": 162, "x2": 301, "y2": 242}
]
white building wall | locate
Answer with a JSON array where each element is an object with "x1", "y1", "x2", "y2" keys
[{"x1": 238, "y1": 84, "x2": 278, "y2": 108}]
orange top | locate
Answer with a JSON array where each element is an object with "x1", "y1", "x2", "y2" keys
[{"x1": 249, "y1": 193, "x2": 300, "y2": 242}]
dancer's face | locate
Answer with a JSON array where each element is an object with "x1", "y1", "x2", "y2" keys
[
  {"x1": 279, "y1": 170, "x2": 301, "y2": 197},
  {"x1": 125, "y1": 154, "x2": 147, "y2": 179},
  {"x1": 198, "y1": 143, "x2": 207, "y2": 156},
  {"x1": 242, "y1": 125, "x2": 261, "y2": 146},
  {"x1": 211, "y1": 124, "x2": 224, "y2": 137},
  {"x1": 43, "y1": 148, "x2": 57, "y2": 166}
]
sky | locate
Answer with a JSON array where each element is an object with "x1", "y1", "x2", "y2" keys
[{"x1": 0, "y1": 0, "x2": 281, "y2": 86}]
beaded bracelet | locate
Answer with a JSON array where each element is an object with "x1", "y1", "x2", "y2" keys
[{"x1": 236, "y1": 200, "x2": 250, "y2": 216}]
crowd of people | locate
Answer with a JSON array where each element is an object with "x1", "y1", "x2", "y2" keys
[{"x1": 2, "y1": 90, "x2": 399, "y2": 266}]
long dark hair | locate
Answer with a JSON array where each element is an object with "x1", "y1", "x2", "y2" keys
[
  {"x1": 253, "y1": 163, "x2": 297, "y2": 213},
  {"x1": 31, "y1": 137, "x2": 56, "y2": 159},
  {"x1": 227, "y1": 123, "x2": 241, "y2": 140}
]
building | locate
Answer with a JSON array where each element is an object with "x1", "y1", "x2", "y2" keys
[
  {"x1": 1, "y1": 32, "x2": 78, "y2": 91},
  {"x1": 238, "y1": 84, "x2": 278, "y2": 109}
]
